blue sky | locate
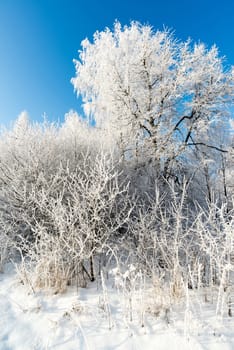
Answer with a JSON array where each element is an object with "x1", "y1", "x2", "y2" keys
[{"x1": 1, "y1": 0, "x2": 234, "y2": 126}]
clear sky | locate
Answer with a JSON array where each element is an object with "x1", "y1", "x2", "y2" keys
[{"x1": 1, "y1": 0, "x2": 234, "y2": 126}]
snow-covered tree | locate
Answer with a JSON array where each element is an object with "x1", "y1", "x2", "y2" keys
[{"x1": 72, "y1": 21, "x2": 234, "y2": 180}]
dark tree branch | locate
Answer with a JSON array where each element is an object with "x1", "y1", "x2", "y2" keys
[
  {"x1": 140, "y1": 123, "x2": 152, "y2": 137},
  {"x1": 174, "y1": 110, "x2": 195, "y2": 132},
  {"x1": 186, "y1": 142, "x2": 228, "y2": 153}
]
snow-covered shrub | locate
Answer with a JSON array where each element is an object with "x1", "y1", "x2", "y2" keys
[
  {"x1": 0, "y1": 114, "x2": 131, "y2": 290},
  {"x1": 25, "y1": 154, "x2": 131, "y2": 292},
  {"x1": 194, "y1": 202, "x2": 234, "y2": 311},
  {"x1": 128, "y1": 183, "x2": 190, "y2": 294}
]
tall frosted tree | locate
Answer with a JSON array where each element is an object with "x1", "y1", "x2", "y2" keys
[{"x1": 72, "y1": 21, "x2": 234, "y2": 179}]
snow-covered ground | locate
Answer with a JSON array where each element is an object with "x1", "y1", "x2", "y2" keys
[{"x1": 0, "y1": 265, "x2": 234, "y2": 350}]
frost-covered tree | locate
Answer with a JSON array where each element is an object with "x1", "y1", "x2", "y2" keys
[
  {"x1": 0, "y1": 112, "x2": 132, "y2": 288},
  {"x1": 72, "y1": 21, "x2": 234, "y2": 180}
]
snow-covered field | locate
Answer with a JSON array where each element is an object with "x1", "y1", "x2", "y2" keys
[{"x1": 0, "y1": 265, "x2": 234, "y2": 350}]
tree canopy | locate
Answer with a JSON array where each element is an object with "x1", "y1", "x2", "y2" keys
[{"x1": 72, "y1": 21, "x2": 234, "y2": 181}]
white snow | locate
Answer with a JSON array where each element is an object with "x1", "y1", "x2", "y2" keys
[{"x1": 0, "y1": 265, "x2": 234, "y2": 350}]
